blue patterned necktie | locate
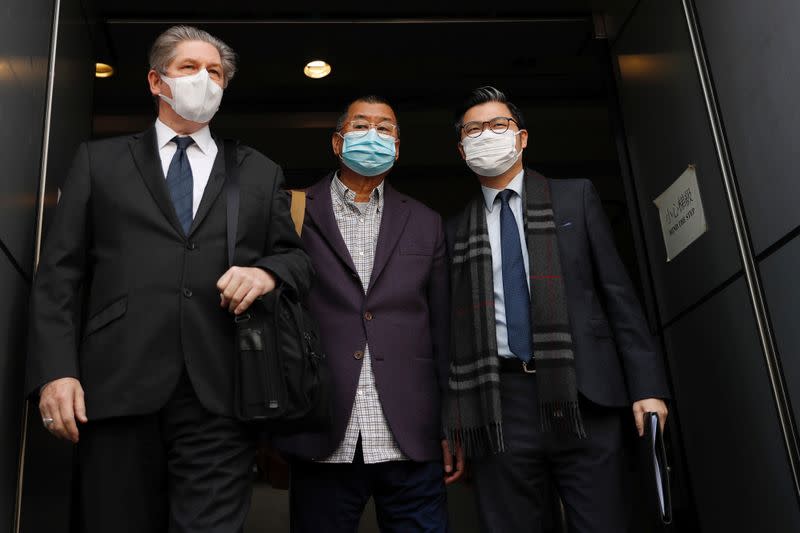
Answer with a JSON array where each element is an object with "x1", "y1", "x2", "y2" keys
[
  {"x1": 498, "y1": 189, "x2": 532, "y2": 362},
  {"x1": 166, "y1": 136, "x2": 194, "y2": 234}
]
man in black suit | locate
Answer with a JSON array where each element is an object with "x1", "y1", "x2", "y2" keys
[
  {"x1": 26, "y1": 25, "x2": 312, "y2": 532},
  {"x1": 444, "y1": 86, "x2": 670, "y2": 532}
]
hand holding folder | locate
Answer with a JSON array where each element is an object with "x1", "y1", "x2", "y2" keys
[{"x1": 643, "y1": 411, "x2": 673, "y2": 525}]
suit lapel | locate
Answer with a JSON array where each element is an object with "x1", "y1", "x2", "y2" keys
[
  {"x1": 129, "y1": 127, "x2": 185, "y2": 237},
  {"x1": 304, "y1": 174, "x2": 358, "y2": 276},
  {"x1": 369, "y1": 184, "x2": 409, "y2": 292},
  {"x1": 189, "y1": 137, "x2": 226, "y2": 236}
]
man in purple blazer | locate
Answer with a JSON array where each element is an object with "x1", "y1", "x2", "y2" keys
[{"x1": 275, "y1": 96, "x2": 463, "y2": 532}]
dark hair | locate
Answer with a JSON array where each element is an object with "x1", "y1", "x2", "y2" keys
[
  {"x1": 454, "y1": 86, "x2": 526, "y2": 137},
  {"x1": 335, "y1": 95, "x2": 398, "y2": 133}
]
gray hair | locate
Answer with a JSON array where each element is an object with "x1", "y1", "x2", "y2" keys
[
  {"x1": 149, "y1": 25, "x2": 237, "y2": 86},
  {"x1": 335, "y1": 95, "x2": 398, "y2": 133}
]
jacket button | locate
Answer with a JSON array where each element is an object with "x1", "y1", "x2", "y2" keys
[
  {"x1": 353, "y1": 350, "x2": 364, "y2": 360},
  {"x1": 182, "y1": 288, "x2": 193, "y2": 298},
  {"x1": 186, "y1": 241, "x2": 197, "y2": 250},
  {"x1": 364, "y1": 311, "x2": 373, "y2": 321}
]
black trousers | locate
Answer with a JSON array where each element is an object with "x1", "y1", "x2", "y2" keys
[
  {"x1": 289, "y1": 441, "x2": 448, "y2": 533},
  {"x1": 471, "y1": 372, "x2": 628, "y2": 533},
  {"x1": 76, "y1": 370, "x2": 256, "y2": 533}
]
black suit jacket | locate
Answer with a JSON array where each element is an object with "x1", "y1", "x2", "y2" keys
[
  {"x1": 26, "y1": 126, "x2": 313, "y2": 419},
  {"x1": 447, "y1": 170, "x2": 669, "y2": 407}
]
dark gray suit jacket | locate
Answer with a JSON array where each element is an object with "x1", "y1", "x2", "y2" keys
[{"x1": 446, "y1": 169, "x2": 669, "y2": 407}]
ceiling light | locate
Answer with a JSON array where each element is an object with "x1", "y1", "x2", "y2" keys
[
  {"x1": 304, "y1": 60, "x2": 331, "y2": 79},
  {"x1": 95, "y1": 62, "x2": 114, "y2": 78}
]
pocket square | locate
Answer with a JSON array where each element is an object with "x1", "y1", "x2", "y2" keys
[{"x1": 560, "y1": 222, "x2": 573, "y2": 228}]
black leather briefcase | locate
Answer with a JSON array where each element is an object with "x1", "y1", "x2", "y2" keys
[
  {"x1": 224, "y1": 139, "x2": 331, "y2": 431},
  {"x1": 233, "y1": 286, "x2": 331, "y2": 430}
]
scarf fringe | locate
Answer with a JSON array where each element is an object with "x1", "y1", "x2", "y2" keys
[
  {"x1": 447, "y1": 423, "x2": 505, "y2": 458},
  {"x1": 540, "y1": 400, "x2": 587, "y2": 439}
]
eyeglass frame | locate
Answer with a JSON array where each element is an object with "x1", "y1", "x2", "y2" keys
[
  {"x1": 458, "y1": 116, "x2": 521, "y2": 139},
  {"x1": 338, "y1": 119, "x2": 399, "y2": 140}
]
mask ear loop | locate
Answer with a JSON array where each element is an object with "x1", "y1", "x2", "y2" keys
[
  {"x1": 513, "y1": 129, "x2": 524, "y2": 155},
  {"x1": 201, "y1": 70, "x2": 215, "y2": 107},
  {"x1": 334, "y1": 131, "x2": 346, "y2": 163},
  {"x1": 158, "y1": 72, "x2": 175, "y2": 107},
  {"x1": 509, "y1": 129, "x2": 524, "y2": 166}
]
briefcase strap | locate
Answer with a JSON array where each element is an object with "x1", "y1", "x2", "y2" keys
[
  {"x1": 289, "y1": 190, "x2": 306, "y2": 236},
  {"x1": 223, "y1": 139, "x2": 240, "y2": 268},
  {"x1": 224, "y1": 140, "x2": 305, "y2": 265}
]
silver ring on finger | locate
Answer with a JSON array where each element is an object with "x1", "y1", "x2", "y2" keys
[{"x1": 42, "y1": 417, "x2": 55, "y2": 428}]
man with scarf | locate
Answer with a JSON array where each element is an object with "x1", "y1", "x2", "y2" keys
[
  {"x1": 274, "y1": 95, "x2": 461, "y2": 532},
  {"x1": 445, "y1": 86, "x2": 670, "y2": 532}
]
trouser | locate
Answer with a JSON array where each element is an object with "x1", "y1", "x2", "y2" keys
[
  {"x1": 76, "y1": 370, "x2": 256, "y2": 533},
  {"x1": 471, "y1": 372, "x2": 628, "y2": 533},
  {"x1": 290, "y1": 440, "x2": 449, "y2": 533}
]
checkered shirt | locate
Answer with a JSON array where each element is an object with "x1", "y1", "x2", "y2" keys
[{"x1": 320, "y1": 174, "x2": 408, "y2": 464}]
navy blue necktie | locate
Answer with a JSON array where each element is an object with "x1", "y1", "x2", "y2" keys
[
  {"x1": 498, "y1": 189, "x2": 532, "y2": 362},
  {"x1": 166, "y1": 136, "x2": 194, "y2": 235}
]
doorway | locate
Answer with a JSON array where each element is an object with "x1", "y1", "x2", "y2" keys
[{"x1": 16, "y1": 5, "x2": 683, "y2": 533}]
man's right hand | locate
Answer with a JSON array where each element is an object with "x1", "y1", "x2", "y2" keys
[{"x1": 39, "y1": 377, "x2": 87, "y2": 443}]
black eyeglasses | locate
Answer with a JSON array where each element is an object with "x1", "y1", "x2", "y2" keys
[{"x1": 460, "y1": 116, "x2": 518, "y2": 138}]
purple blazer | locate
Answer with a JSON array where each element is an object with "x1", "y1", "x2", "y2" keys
[{"x1": 274, "y1": 174, "x2": 449, "y2": 462}]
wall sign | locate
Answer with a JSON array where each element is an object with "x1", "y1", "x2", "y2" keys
[{"x1": 653, "y1": 165, "x2": 708, "y2": 262}]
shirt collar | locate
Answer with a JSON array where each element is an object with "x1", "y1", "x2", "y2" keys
[
  {"x1": 331, "y1": 172, "x2": 385, "y2": 207},
  {"x1": 154, "y1": 119, "x2": 215, "y2": 155},
  {"x1": 481, "y1": 169, "x2": 525, "y2": 212}
]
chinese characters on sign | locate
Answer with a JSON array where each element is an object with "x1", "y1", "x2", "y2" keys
[{"x1": 653, "y1": 165, "x2": 708, "y2": 262}]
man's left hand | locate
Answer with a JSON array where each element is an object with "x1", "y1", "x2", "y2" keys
[
  {"x1": 217, "y1": 266, "x2": 276, "y2": 315},
  {"x1": 632, "y1": 398, "x2": 668, "y2": 437}
]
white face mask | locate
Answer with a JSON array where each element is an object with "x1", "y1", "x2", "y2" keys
[
  {"x1": 159, "y1": 68, "x2": 223, "y2": 123},
  {"x1": 461, "y1": 129, "x2": 522, "y2": 177}
]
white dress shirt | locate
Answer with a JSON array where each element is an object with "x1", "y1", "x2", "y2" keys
[
  {"x1": 154, "y1": 119, "x2": 218, "y2": 217},
  {"x1": 480, "y1": 170, "x2": 531, "y2": 359}
]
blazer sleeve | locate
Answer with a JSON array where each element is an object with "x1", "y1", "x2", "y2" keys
[
  {"x1": 428, "y1": 214, "x2": 450, "y2": 396},
  {"x1": 26, "y1": 142, "x2": 91, "y2": 396},
  {"x1": 582, "y1": 179, "x2": 670, "y2": 402},
  {"x1": 251, "y1": 164, "x2": 314, "y2": 298}
]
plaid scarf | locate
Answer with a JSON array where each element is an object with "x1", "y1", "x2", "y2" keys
[{"x1": 445, "y1": 170, "x2": 586, "y2": 457}]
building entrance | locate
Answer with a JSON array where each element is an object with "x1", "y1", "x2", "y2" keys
[{"x1": 8, "y1": 2, "x2": 800, "y2": 532}]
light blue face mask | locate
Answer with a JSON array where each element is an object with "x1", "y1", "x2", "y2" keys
[{"x1": 338, "y1": 128, "x2": 397, "y2": 177}]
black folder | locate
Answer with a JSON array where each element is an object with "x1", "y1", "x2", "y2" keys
[{"x1": 642, "y1": 411, "x2": 673, "y2": 525}]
